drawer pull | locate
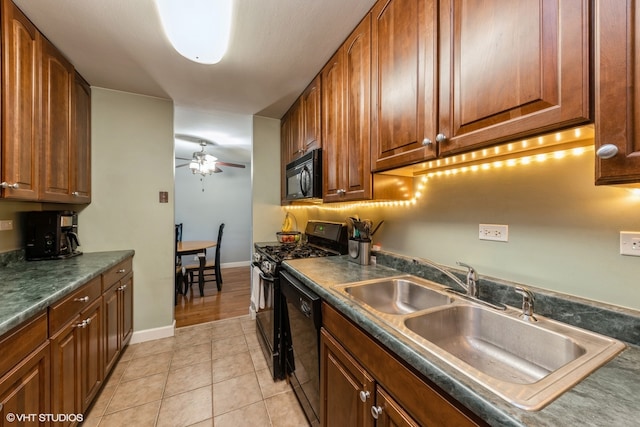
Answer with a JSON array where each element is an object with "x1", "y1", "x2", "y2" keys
[
  {"x1": 371, "y1": 405, "x2": 383, "y2": 419},
  {"x1": 117, "y1": 269, "x2": 126, "y2": 274},
  {"x1": 118, "y1": 284, "x2": 128, "y2": 291},
  {"x1": 75, "y1": 318, "x2": 92, "y2": 329},
  {"x1": 74, "y1": 296, "x2": 89, "y2": 303},
  {"x1": 359, "y1": 390, "x2": 370, "y2": 402}
]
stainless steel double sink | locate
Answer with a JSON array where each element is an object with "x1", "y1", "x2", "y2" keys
[{"x1": 335, "y1": 275, "x2": 626, "y2": 411}]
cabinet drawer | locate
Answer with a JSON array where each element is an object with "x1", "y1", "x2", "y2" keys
[
  {"x1": 0, "y1": 311, "x2": 48, "y2": 379},
  {"x1": 49, "y1": 276, "x2": 101, "y2": 335},
  {"x1": 102, "y1": 257, "x2": 133, "y2": 291}
]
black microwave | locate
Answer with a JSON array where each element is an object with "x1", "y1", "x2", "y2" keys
[{"x1": 285, "y1": 149, "x2": 322, "y2": 201}]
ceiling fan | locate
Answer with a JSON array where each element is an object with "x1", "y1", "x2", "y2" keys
[{"x1": 175, "y1": 139, "x2": 246, "y2": 176}]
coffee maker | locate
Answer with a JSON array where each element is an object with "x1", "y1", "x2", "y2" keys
[{"x1": 24, "y1": 211, "x2": 82, "y2": 260}]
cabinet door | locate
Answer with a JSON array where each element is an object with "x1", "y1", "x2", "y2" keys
[
  {"x1": 282, "y1": 99, "x2": 303, "y2": 164},
  {"x1": 438, "y1": 0, "x2": 590, "y2": 155},
  {"x1": 302, "y1": 75, "x2": 322, "y2": 153},
  {"x1": 0, "y1": 0, "x2": 40, "y2": 200},
  {"x1": 120, "y1": 274, "x2": 134, "y2": 347},
  {"x1": 80, "y1": 298, "x2": 103, "y2": 412},
  {"x1": 50, "y1": 319, "x2": 81, "y2": 426},
  {"x1": 342, "y1": 14, "x2": 372, "y2": 201},
  {"x1": 371, "y1": 0, "x2": 437, "y2": 172},
  {"x1": 321, "y1": 49, "x2": 345, "y2": 202},
  {"x1": 320, "y1": 329, "x2": 374, "y2": 427},
  {"x1": 71, "y1": 72, "x2": 91, "y2": 203},
  {"x1": 0, "y1": 342, "x2": 50, "y2": 426},
  {"x1": 594, "y1": 0, "x2": 640, "y2": 184},
  {"x1": 103, "y1": 284, "x2": 120, "y2": 374},
  {"x1": 373, "y1": 387, "x2": 420, "y2": 427},
  {"x1": 40, "y1": 35, "x2": 74, "y2": 202}
]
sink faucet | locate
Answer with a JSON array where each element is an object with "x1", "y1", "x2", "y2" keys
[
  {"x1": 456, "y1": 261, "x2": 478, "y2": 298},
  {"x1": 515, "y1": 286, "x2": 537, "y2": 322}
]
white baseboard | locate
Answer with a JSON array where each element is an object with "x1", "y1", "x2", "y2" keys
[
  {"x1": 222, "y1": 260, "x2": 251, "y2": 268},
  {"x1": 129, "y1": 320, "x2": 175, "y2": 344}
]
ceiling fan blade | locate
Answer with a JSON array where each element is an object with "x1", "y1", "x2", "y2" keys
[
  {"x1": 213, "y1": 166, "x2": 223, "y2": 173},
  {"x1": 176, "y1": 157, "x2": 192, "y2": 161},
  {"x1": 217, "y1": 161, "x2": 246, "y2": 168},
  {"x1": 176, "y1": 163, "x2": 190, "y2": 168}
]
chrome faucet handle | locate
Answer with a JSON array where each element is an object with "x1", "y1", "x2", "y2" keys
[
  {"x1": 456, "y1": 261, "x2": 478, "y2": 297},
  {"x1": 515, "y1": 286, "x2": 537, "y2": 322}
]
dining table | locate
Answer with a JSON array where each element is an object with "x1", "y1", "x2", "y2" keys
[
  {"x1": 176, "y1": 240, "x2": 217, "y2": 257},
  {"x1": 176, "y1": 241, "x2": 217, "y2": 296}
]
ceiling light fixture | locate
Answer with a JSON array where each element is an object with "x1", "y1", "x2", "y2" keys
[{"x1": 155, "y1": 0, "x2": 233, "y2": 64}]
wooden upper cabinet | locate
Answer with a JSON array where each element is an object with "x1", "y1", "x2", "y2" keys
[
  {"x1": 302, "y1": 75, "x2": 322, "y2": 153},
  {"x1": 438, "y1": 0, "x2": 590, "y2": 155},
  {"x1": 323, "y1": 14, "x2": 373, "y2": 202},
  {"x1": 281, "y1": 98, "x2": 302, "y2": 165},
  {"x1": 40, "y1": 35, "x2": 75, "y2": 202},
  {"x1": 371, "y1": 0, "x2": 437, "y2": 172},
  {"x1": 72, "y1": 72, "x2": 92, "y2": 202},
  {"x1": 594, "y1": 0, "x2": 640, "y2": 185},
  {"x1": 321, "y1": 49, "x2": 344, "y2": 202},
  {"x1": 0, "y1": 0, "x2": 40, "y2": 200}
]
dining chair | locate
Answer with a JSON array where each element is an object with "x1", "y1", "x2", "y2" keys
[
  {"x1": 185, "y1": 223, "x2": 224, "y2": 296},
  {"x1": 175, "y1": 223, "x2": 186, "y2": 303}
]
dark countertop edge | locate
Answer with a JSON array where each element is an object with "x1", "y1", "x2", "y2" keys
[
  {"x1": 282, "y1": 256, "x2": 640, "y2": 427},
  {"x1": 0, "y1": 250, "x2": 134, "y2": 337}
]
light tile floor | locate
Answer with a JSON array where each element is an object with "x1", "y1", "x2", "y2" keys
[{"x1": 83, "y1": 315, "x2": 310, "y2": 427}]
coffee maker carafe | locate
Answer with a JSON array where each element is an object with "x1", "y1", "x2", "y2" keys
[{"x1": 25, "y1": 211, "x2": 82, "y2": 260}]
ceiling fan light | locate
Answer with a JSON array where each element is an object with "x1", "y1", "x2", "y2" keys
[
  {"x1": 189, "y1": 161, "x2": 200, "y2": 171},
  {"x1": 204, "y1": 154, "x2": 218, "y2": 162},
  {"x1": 154, "y1": 0, "x2": 233, "y2": 65}
]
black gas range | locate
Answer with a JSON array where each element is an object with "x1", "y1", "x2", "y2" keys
[{"x1": 252, "y1": 221, "x2": 348, "y2": 381}]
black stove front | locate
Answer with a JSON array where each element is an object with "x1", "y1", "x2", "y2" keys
[{"x1": 253, "y1": 221, "x2": 347, "y2": 382}]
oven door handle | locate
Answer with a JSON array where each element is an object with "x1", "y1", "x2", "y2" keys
[{"x1": 259, "y1": 273, "x2": 276, "y2": 283}]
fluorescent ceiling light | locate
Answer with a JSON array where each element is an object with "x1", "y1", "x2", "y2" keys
[{"x1": 155, "y1": 0, "x2": 233, "y2": 64}]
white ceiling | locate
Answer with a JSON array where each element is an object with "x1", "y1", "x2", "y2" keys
[{"x1": 13, "y1": 0, "x2": 376, "y2": 163}]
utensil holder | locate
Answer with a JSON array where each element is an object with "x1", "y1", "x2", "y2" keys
[{"x1": 348, "y1": 239, "x2": 371, "y2": 265}]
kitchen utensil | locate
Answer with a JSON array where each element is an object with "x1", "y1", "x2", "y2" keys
[{"x1": 371, "y1": 220, "x2": 384, "y2": 236}]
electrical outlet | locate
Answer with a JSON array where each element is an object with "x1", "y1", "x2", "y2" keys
[
  {"x1": 479, "y1": 224, "x2": 508, "y2": 242},
  {"x1": 0, "y1": 220, "x2": 13, "y2": 231},
  {"x1": 620, "y1": 231, "x2": 640, "y2": 256}
]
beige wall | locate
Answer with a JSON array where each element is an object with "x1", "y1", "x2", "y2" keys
[
  {"x1": 251, "y1": 116, "x2": 283, "y2": 244},
  {"x1": 297, "y1": 147, "x2": 640, "y2": 310},
  {"x1": 79, "y1": 88, "x2": 175, "y2": 332}
]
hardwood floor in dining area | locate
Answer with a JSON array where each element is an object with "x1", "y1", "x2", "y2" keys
[{"x1": 175, "y1": 266, "x2": 251, "y2": 328}]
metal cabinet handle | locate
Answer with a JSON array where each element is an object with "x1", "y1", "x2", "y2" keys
[
  {"x1": 337, "y1": 189, "x2": 346, "y2": 196},
  {"x1": 72, "y1": 191, "x2": 80, "y2": 196},
  {"x1": 595, "y1": 144, "x2": 619, "y2": 159},
  {"x1": 359, "y1": 390, "x2": 370, "y2": 402},
  {"x1": 371, "y1": 405, "x2": 383, "y2": 419},
  {"x1": 118, "y1": 284, "x2": 128, "y2": 291},
  {"x1": 74, "y1": 296, "x2": 89, "y2": 303},
  {"x1": 435, "y1": 133, "x2": 447, "y2": 143},
  {"x1": 422, "y1": 138, "x2": 432, "y2": 146},
  {"x1": 117, "y1": 269, "x2": 126, "y2": 274},
  {"x1": 75, "y1": 320, "x2": 88, "y2": 329},
  {"x1": 0, "y1": 182, "x2": 19, "y2": 189}
]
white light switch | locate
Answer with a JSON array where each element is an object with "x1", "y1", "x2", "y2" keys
[{"x1": 620, "y1": 231, "x2": 640, "y2": 256}]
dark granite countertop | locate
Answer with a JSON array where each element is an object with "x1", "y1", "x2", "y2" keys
[
  {"x1": 0, "y1": 250, "x2": 134, "y2": 336},
  {"x1": 282, "y1": 255, "x2": 640, "y2": 427}
]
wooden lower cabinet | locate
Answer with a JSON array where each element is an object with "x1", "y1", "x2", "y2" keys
[
  {"x1": 0, "y1": 256, "x2": 133, "y2": 426},
  {"x1": 321, "y1": 329, "x2": 375, "y2": 426},
  {"x1": 321, "y1": 302, "x2": 486, "y2": 427},
  {"x1": 0, "y1": 312, "x2": 50, "y2": 427},
  {"x1": 104, "y1": 270, "x2": 134, "y2": 374}
]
